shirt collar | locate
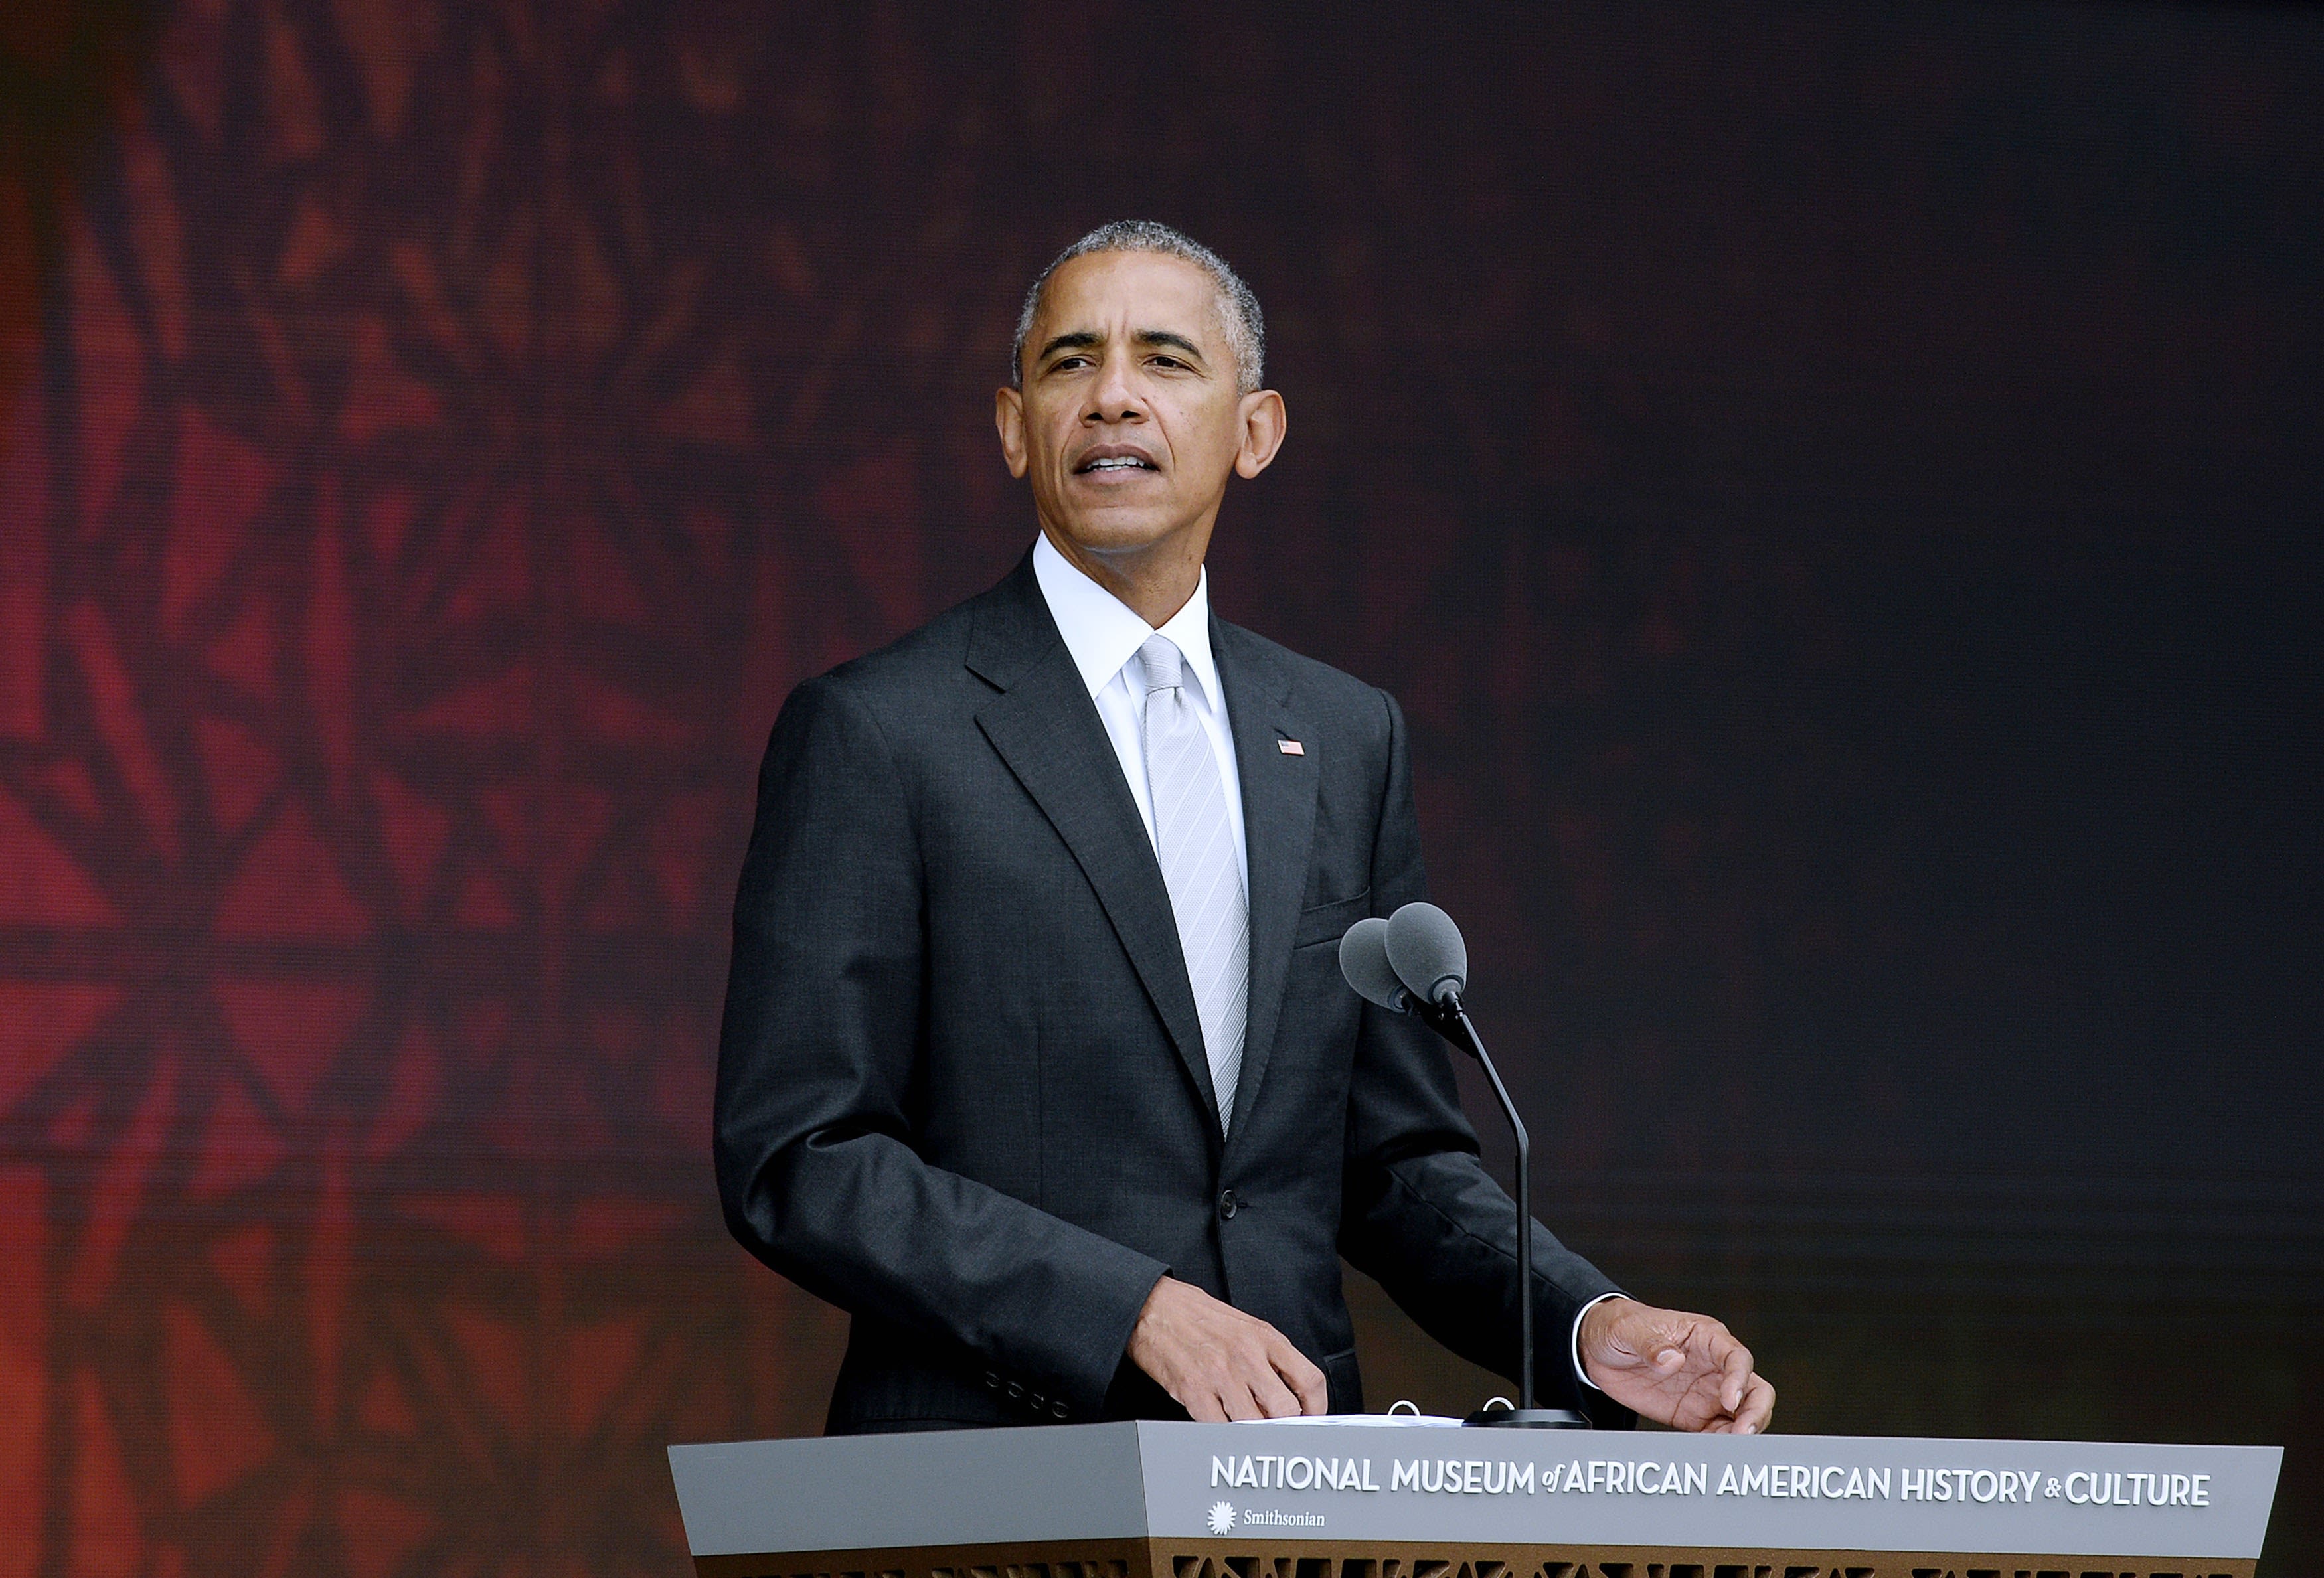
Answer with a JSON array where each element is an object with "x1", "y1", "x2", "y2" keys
[{"x1": 1031, "y1": 531, "x2": 1223, "y2": 708}]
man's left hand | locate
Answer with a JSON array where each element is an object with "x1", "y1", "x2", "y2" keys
[{"x1": 1578, "y1": 1297, "x2": 1774, "y2": 1434}]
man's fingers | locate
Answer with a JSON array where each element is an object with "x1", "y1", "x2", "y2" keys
[
  {"x1": 1221, "y1": 1381, "x2": 1268, "y2": 1423},
  {"x1": 1210, "y1": 1330, "x2": 1304, "y2": 1419},
  {"x1": 1248, "y1": 1363, "x2": 1304, "y2": 1419},
  {"x1": 1183, "y1": 1389, "x2": 1230, "y2": 1424},
  {"x1": 1718, "y1": 1338, "x2": 1754, "y2": 1413},
  {"x1": 1733, "y1": 1374, "x2": 1775, "y2": 1435},
  {"x1": 1269, "y1": 1334, "x2": 1330, "y2": 1415},
  {"x1": 1287, "y1": 1362, "x2": 1329, "y2": 1416}
]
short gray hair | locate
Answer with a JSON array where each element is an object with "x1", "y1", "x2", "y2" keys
[{"x1": 1010, "y1": 221, "x2": 1266, "y2": 394}]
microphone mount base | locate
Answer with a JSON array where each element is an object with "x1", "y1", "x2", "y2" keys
[{"x1": 1463, "y1": 1407, "x2": 1591, "y2": 1429}]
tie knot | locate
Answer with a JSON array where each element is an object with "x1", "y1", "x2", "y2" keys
[{"x1": 1139, "y1": 635, "x2": 1183, "y2": 694}]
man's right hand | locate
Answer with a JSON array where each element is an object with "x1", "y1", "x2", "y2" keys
[{"x1": 1126, "y1": 1276, "x2": 1328, "y2": 1421}]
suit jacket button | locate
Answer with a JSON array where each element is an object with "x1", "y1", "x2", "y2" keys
[
  {"x1": 1051, "y1": 1400, "x2": 1069, "y2": 1419},
  {"x1": 1006, "y1": 1381, "x2": 1025, "y2": 1401},
  {"x1": 985, "y1": 1371, "x2": 1001, "y2": 1390},
  {"x1": 1217, "y1": 1188, "x2": 1238, "y2": 1220}
]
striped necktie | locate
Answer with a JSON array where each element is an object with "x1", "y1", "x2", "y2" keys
[{"x1": 1139, "y1": 634, "x2": 1249, "y2": 1132}]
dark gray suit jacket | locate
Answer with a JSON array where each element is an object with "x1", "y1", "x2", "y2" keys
[{"x1": 715, "y1": 553, "x2": 1627, "y2": 1433}]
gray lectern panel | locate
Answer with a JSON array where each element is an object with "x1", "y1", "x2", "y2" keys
[
  {"x1": 668, "y1": 1421, "x2": 2281, "y2": 1565},
  {"x1": 1134, "y1": 1423, "x2": 2280, "y2": 1560},
  {"x1": 670, "y1": 1423, "x2": 1151, "y2": 1556}
]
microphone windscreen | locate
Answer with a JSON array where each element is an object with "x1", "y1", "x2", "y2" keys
[
  {"x1": 1337, "y1": 917, "x2": 1410, "y2": 1012},
  {"x1": 1385, "y1": 902, "x2": 1468, "y2": 1006}
]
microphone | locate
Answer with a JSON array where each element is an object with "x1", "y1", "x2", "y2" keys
[
  {"x1": 1340, "y1": 902, "x2": 1587, "y2": 1431},
  {"x1": 1384, "y1": 902, "x2": 1467, "y2": 1008},
  {"x1": 1337, "y1": 917, "x2": 1412, "y2": 1014}
]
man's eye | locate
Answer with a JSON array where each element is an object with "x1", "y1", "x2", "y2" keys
[
  {"x1": 1052, "y1": 356, "x2": 1092, "y2": 372},
  {"x1": 1150, "y1": 356, "x2": 1184, "y2": 370}
]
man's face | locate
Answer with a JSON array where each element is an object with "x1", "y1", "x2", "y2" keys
[{"x1": 996, "y1": 250, "x2": 1284, "y2": 574}]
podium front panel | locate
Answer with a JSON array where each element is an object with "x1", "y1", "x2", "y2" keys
[{"x1": 669, "y1": 1422, "x2": 2282, "y2": 1578}]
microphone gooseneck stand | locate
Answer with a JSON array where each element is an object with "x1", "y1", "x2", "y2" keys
[
  {"x1": 1342, "y1": 906, "x2": 1588, "y2": 1429},
  {"x1": 1414, "y1": 991, "x2": 1588, "y2": 1430}
]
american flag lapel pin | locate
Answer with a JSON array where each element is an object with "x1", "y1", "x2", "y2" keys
[{"x1": 1277, "y1": 738, "x2": 1305, "y2": 755}]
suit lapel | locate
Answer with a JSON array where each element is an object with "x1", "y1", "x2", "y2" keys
[
  {"x1": 968, "y1": 560, "x2": 1223, "y2": 1142},
  {"x1": 1214, "y1": 619, "x2": 1319, "y2": 1144}
]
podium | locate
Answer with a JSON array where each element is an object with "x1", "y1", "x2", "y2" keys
[{"x1": 669, "y1": 1421, "x2": 2280, "y2": 1578}]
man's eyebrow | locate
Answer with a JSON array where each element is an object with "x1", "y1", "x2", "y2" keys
[
  {"x1": 1037, "y1": 331, "x2": 1102, "y2": 361},
  {"x1": 1134, "y1": 329, "x2": 1206, "y2": 361}
]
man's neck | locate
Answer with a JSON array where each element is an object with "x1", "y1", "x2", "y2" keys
[{"x1": 1037, "y1": 523, "x2": 1208, "y2": 628}]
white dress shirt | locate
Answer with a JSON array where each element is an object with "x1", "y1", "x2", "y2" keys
[
  {"x1": 1031, "y1": 532, "x2": 1246, "y2": 886},
  {"x1": 1030, "y1": 530, "x2": 1610, "y2": 1402}
]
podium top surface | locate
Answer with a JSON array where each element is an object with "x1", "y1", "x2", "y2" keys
[{"x1": 667, "y1": 1420, "x2": 2281, "y2": 1561}]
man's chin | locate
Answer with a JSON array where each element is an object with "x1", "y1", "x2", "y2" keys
[{"x1": 1039, "y1": 505, "x2": 1193, "y2": 560}]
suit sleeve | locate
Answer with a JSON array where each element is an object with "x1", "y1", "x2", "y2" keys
[
  {"x1": 1336, "y1": 689, "x2": 1635, "y2": 1426},
  {"x1": 715, "y1": 676, "x2": 1168, "y2": 1419}
]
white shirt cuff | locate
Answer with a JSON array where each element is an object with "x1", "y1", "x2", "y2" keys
[{"x1": 1571, "y1": 1291, "x2": 1627, "y2": 1393}]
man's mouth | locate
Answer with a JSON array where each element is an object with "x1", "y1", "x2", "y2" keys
[{"x1": 1074, "y1": 447, "x2": 1159, "y2": 475}]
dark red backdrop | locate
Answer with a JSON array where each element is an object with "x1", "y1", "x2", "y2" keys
[{"x1": 3, "y1": 3, "x2": 2319, "y2": 1574}]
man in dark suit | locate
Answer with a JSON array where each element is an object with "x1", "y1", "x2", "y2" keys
[{"x1": 716, "y1": 222, "x2": 1774, "y2": 1437}]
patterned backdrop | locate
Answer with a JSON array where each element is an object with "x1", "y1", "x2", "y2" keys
[{"x1": 1, "y1": 3, "x2": 2319, "y2": 1574}]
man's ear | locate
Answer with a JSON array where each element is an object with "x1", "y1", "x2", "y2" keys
[
  {"x1": 995, "y1": 386, "x2": 1029, "y2": 479},
  {"x1": 1234, "y1": 389, "x2": 1287, "y2": 479}
]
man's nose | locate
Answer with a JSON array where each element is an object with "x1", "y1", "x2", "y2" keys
[{"x1": 1084, "y1": 352, "x2": 1147, "y2": 423}]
